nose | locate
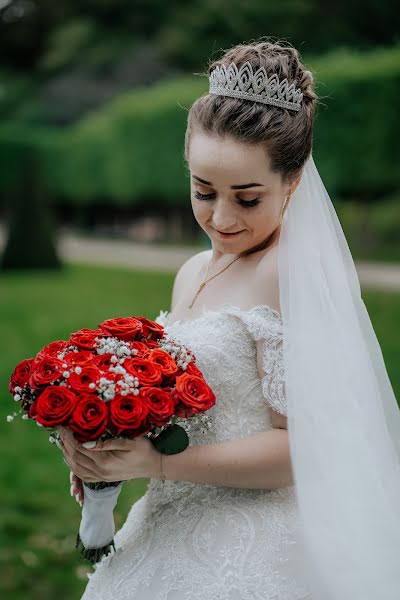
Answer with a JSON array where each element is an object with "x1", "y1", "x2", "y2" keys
[{"x1": 211, "y1": 199, "x2": 238, "y2": 231}]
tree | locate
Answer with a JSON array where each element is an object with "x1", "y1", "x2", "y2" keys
[{"x1": 1, "y1": 150, "x2": 62, "y2": 270}]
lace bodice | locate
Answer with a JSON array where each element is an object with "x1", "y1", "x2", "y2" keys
[
  {"x1": 140, "y1": 303, "x2": 290, "y2": 510},
  {"x1": 159, "y1": 302, "x2": 288, "y2": 421},
  {"x1": 81, "y1": 304, "x2": 311, "y2": 600}
]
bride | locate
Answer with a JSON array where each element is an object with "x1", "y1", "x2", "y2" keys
[{"x1": 60, "y1": 39, "x2": 400, "y2": 599}]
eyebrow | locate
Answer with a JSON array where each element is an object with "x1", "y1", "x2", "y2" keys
[{"x1": 192, "y1": 175, "x2": 264, "y2": 189}]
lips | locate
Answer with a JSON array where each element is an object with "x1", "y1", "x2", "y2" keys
[{"x1": 215, "y1": 229, "x2": 244, "y2": 237}]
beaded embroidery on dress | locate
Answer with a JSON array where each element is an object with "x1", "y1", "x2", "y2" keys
[{"x1": 80, "y1": 305, "x2": 312, "y2": 600}]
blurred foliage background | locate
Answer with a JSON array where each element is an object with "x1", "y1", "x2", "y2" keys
[
  {"x1": 0, "y1": 0, "x2": 399, "y2": 258},
  {"x1": 0, "y1": 2, "x2": 399, "y2": 598}
]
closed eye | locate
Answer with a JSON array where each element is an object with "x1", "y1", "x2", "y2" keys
[{"x1": 193, "y1": 190, "x2": 260, "y2": 208}]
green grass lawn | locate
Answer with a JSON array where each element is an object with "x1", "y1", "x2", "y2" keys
[{"x1": 0, "y1": 263, "x2": 399, "y2": 599}]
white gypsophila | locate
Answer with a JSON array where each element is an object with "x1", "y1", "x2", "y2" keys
[
  {"x1": 158, "y1": 337, "x2": 194, "y2": 371},
  {"x1": 97, "y1": 367, "x2": 140, "y2": 400},
  {"x1": 109, "y1": 364, "x2": 127, "y2": 375},
  {"x1": 57, "y1": 345, "x2": 79, "y2": 360},
  {"x1": 98, "y1": 376, "x2": 116, "y2": 401},
  {"x1": 176, "y1": 412, "x2": 214, "y2": 437},
  {"x1": 96, "y1": 336, "x2": 135, "y2": 358}
]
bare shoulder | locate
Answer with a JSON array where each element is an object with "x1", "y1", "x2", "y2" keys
[
  {"x1": 171, "y1": 249, "x2": 211, "y2": 311},
  {"x1": 253, "y1": 244, "x2": 281, "y2": 313}
]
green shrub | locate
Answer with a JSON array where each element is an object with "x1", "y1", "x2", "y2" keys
[{"x1": 0, "y1": 44, "x2": 399, "y2": 208}]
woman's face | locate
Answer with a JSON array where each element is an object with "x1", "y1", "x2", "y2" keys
[{"x1": 187, "y1": 131, "x2": 299, "y2": 255}]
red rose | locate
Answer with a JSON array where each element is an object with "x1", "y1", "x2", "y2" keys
[
  {"x1": 92, "y1": 352, "x2": 115, "y2": 372},
  {"x1": 134, "y1": 317, "x2": 164, "y2": 340},
  {"x1": 174, "y1": 373, "x2": 216, "y2": 418},
  {"x1": 124, "y1": 357, "x2": 163, "y2": 386},
  {"x1": 144, "y1": 339, "x2": 159, "y2": 350},
  {"x1": 29, "y1": 356, "x2": 65, "y2": 390},
  {"x1": 179, "y1": 361, "x2": 204, "y2": 379},
  {"x1": 63, "y1": 350, "x2": 95, "y2": 367},
  {"x1": 33, "y1": 386, "x2": 78, "y2": 427},
  {"x1": 9, "y1": 358, "x2": 35, "y2": 394},
  {"x1": 98, "y1": 317, "x2": 143, "y2": 342},
  {"x1": 36, "y1": 340, "x2": 69, "y2": 361},
  {"x1": 68, "y1": 364, "x2": 102, "y2": 393},
  {"x1": 147, "y1": 349, "x2": 178, "y2": 383},
  {"x1": 141, "y1": 387, "x2": 175, "y2": 427},
  {"x1": 69, "y1": 393, "x2": 108, "y2": 443},
  {"x1": 128, "y1": 341, "x2": 150, "y2": 358},
  {"x1": 69, "y1": 328, "x2": 105, "y2": 351},
  {"x1": 108, "y1": 393, "x2": 150, "y2": 437}
]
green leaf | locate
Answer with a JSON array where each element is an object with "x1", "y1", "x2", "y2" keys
[{"x1": 150, "y1": 424, "x2": 189, "y2": 454}]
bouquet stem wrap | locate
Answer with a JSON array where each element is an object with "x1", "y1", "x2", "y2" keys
[{"x1": 76, "y1": 481, "x2": 123, "y2": 564}]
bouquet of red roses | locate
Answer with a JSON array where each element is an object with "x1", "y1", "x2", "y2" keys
[{"x1": 7, "y1": 315, "x2": 216, "y2": 563}]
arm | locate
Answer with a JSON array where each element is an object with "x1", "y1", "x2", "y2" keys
[{"x1": 151, "y1": 428, "x2": 293, "y2": 490}]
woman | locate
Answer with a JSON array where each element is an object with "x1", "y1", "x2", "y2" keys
[{"x1": 61, "y1": 39, "x2": 400, "y2": 599}]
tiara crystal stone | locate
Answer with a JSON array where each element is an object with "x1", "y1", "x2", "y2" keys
[{"x1": 209, "y1": 61, "x2": 303, "y2": 111}]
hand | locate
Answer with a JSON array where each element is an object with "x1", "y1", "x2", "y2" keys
[{"x1": 59, "y1": 427, "x2": 162, "y2": 483}]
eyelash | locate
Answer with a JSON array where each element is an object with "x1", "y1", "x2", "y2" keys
[{"x1": 193, "y1": 190, "x2": 260, "y2": 208}]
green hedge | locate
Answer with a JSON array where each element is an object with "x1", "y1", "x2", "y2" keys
[{"x1": 0, "y1": 44, "x2": 399, "y2": 207}]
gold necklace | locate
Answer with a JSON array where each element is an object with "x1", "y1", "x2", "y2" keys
[
  {"x1": 188, "y1": 253, "x2": 242, "y2": 309},
  {"x1": 188, "y1": 227, "x2": 277, "y2": 309}
]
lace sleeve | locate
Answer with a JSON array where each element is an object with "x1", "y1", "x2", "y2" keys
[
  {"x1": 227, "y1": 305, "x2": 287, "y2": 417},
  {"x1": 256, "y1": 336, "x2": 287, "y2": 417}
]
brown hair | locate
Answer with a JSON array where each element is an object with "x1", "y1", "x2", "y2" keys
[{"x1": 184, "y1": 38, "x2": 319, "y2": 185}]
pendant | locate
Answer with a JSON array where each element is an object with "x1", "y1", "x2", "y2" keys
[{"x1": 188, "y1": 282, "x2": 205, "y2": 309}]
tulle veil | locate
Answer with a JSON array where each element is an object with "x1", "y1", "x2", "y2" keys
[{"x1": 278, "y1": 153, "x2": 400, "y2": 599}]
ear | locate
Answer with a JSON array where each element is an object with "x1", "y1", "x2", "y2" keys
[{"x1": 288, "y1": 169, "x2": 303, "y2": 195}]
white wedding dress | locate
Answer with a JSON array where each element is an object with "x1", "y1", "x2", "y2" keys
[{"x1": 80, "y1": 304, "x2": 312, "y2": 600}]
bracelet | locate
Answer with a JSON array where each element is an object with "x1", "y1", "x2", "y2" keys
[{"x1": 160, "y1": 452, "x2": 166, "y2": 484}]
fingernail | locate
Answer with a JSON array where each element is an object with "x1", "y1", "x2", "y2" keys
[
  {"x1": 56, "y1": 439, "x2": 63, "y2": 450},
  {"x1": 69, "y1": 471, "x2": 73, "y2": 484},
  {"x1": 75, "y1": 494, "x2": 80, "y2": 503},
  {"x1": 70, "y1": 485, "x2": 74, "y2": 497},
  {"x1": 82, "y1": 441, "x2": 96, "y2": 449},
  {"x1": 79, "y1": 501, "x2": 83, "y2": 508}
]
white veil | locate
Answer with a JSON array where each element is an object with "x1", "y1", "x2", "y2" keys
[{"x1": 279, "y1": 153, "x2": 400, "y2": 598}]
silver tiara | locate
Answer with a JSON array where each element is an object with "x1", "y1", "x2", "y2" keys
[{"x1": 209, "y1": 61, "x2": 303, "y2": 111}]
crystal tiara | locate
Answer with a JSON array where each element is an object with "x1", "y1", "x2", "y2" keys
[{"x1": 209, "y1": 60, "x2": 303, "y2": 111}]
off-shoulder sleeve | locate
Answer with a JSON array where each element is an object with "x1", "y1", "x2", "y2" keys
[
  {"x1": 256, "y1": 335, "x2": 287, "y2": 417},
  {"x1": 225, "y1": 305, "x2": 287, "y2": 417}
]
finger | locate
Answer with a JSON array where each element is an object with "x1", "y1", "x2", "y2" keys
[
  {"x1": 72, "y1": 465, "x2": 102, "y2": 482},
  {"x1": 73, "y1": 481, "x2": 84, "y2": 504},
  {"x1": 61, "y1": 428, "x2": 86, "y2": 451},
  {"x1": 61, "y1": 428, "x2": 90, "y2": 452},
  {"x1": 61, "y1": 434, "x2": 100, "y2": 468},
  {"x1": 88, "y1": 437, "x2": 133, "y2": 452},
  {"x1": 71, "y1": 473, "x2": 84, "y2": 496},
  {"x1": 62, "y1": 442, "x2": 102, "y2": 479}
]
